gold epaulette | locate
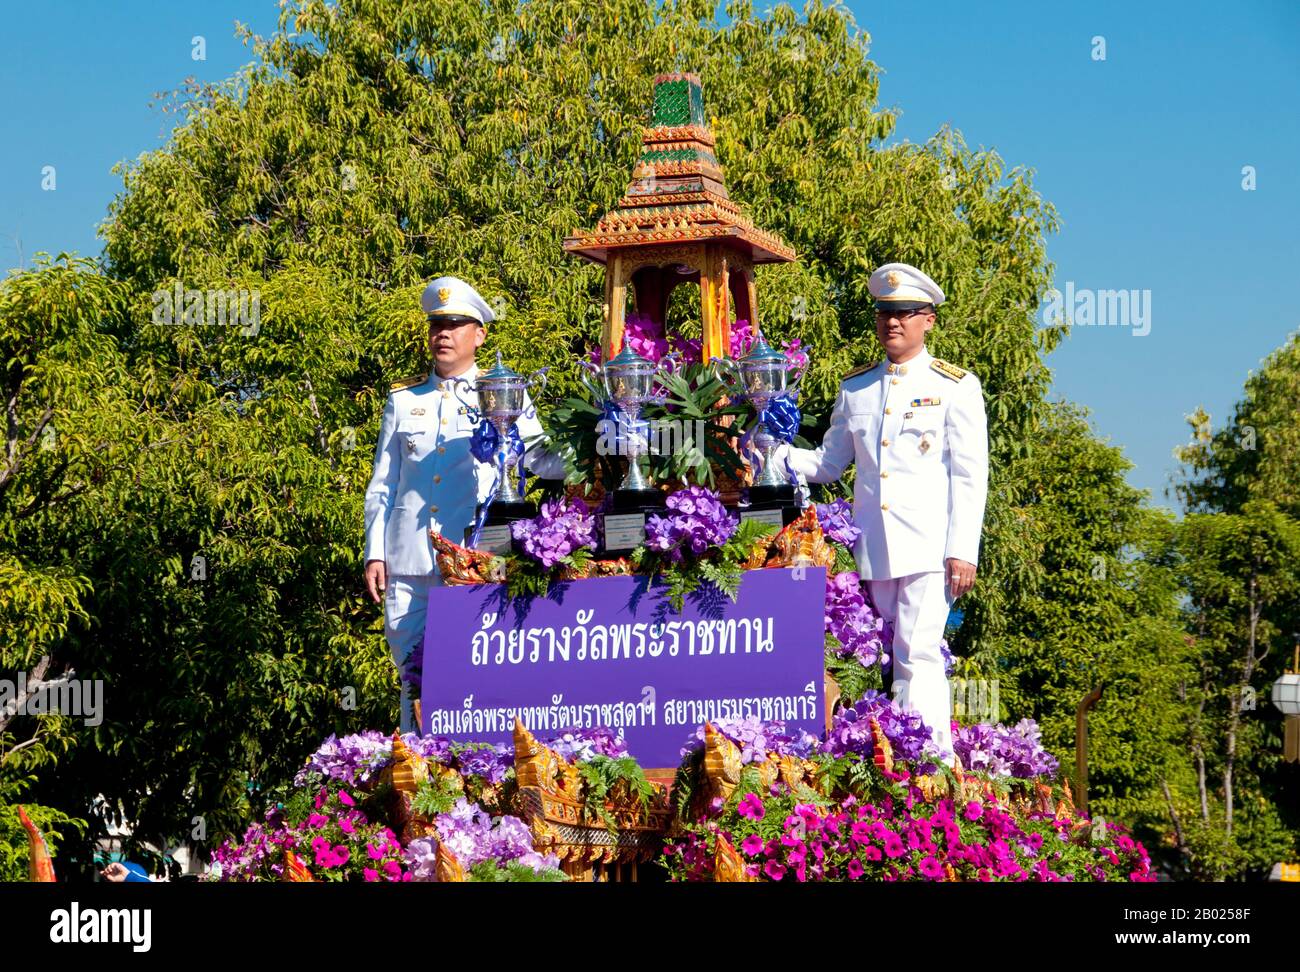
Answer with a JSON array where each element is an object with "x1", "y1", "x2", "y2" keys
[
  {"x1": 843, "y1": 361, "x2": 879, "y2": 381},
  {"x1": 930, "y1": 359, "x2": 967, "y2": 382},
  {"x1": 389, "y1": 374, "x2": 425, "y2": 392}
]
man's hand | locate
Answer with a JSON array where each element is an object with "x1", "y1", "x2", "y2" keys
[
  {"x1": 365, "y1": 559, "x2": 388, "y2": 604},
  {"x1": 101, "y1": 862, "x2": 128, "y2": 882},
  {"x1": 945, "y1": 557, "x2": 977, "y2": 599}
]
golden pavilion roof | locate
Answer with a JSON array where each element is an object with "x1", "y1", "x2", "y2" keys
[{"x1": 563, "y1": 72, "x2": 795, "y2": 266}]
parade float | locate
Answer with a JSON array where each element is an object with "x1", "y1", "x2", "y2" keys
[{"x1": 207, "y1": 73, "x2": 1154, "y2": 883}]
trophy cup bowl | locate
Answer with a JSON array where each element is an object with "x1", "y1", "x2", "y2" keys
[
  {"x1": 581, "y1": 345, "x2": 680, "y2": 554},
  {"x1": 453, "y1": 352, "x2": 548, "y2": 551},
  {"x1": 714, "y1": 334, "x2": 804, "y2": 524},
  {"x1": 582, "y1": 346, "x2": 679, "y2": 494}
]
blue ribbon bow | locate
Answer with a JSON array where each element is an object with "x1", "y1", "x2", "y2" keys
[
  {"x1": 598, "y1": 399, "x2": 651, "y2": 458},
  {"x1": 740, "y1": 393, "x2": 801, "y2": 485},
  {"x1": 468, "y1": 422, "x2": 526, "y2": 548}
]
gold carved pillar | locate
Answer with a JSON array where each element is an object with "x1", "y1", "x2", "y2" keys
[
  {"x1": 699, "y1": 243, "x2": 732, "y2": 363},
  {"x1": 603, "y1": 252, "x2": 627, "y2": 358}
]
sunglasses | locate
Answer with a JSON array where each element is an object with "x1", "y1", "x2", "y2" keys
[
  {"x1": 427, "y1": 316, "x2": 480, "y2": 332},
  {"x1": 874, "y1": 307, "x2": 932, "y2": 321}
]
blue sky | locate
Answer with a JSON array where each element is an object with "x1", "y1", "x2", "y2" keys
[{"x1": 2, "y1": 1, "x2": 1297, "y2": 507}]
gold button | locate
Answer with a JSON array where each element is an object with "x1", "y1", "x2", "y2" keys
[
  {"x1": 438, "y1": 446, "x2": 446, "y2": 455},
  {"x1": 881, "y1": 503, "x2": 889, "y2": 511},
  {"x1": 430, "y1": 505, "x2": 439, "y2": 514},
  {"x1": 891, "y1": 378, "x2": 899, "y2": 385},
  {"x1": 441, "y1": 390, "x2": 449, "y2": 398},
  {"x1": 881, "y1": 471, "x2": 889, "y2": 478},
  {"x1": 441, "y1": 418, "x2": 448, "y2": 426},
  {"x1": 882, "y1": 438, "x2": 891, "y2": 447},
  {"x1": 884, "y1": 407, "x2": 892, "y2": 415},
  {"x1": 434, "y1": 475, "x2": 442, "y2": 484}
]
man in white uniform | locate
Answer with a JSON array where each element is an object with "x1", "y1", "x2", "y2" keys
[
  {"x1": 780, "y1": 263, "x2": 989, "y2": 766},
  {"x1": 363, "y1": 276, "x2": 564, "y2": 731}
]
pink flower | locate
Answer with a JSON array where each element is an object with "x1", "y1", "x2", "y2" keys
[
  {"x1": 338, "y1": 791, "x2": 355, "y2": 807},
  {"x1": 740, "y1": 834, "x2": 765, "y2": 856},
  {"x1": 764, "y1": 860, "x2": 787, "y2": 881},
  {"x1": 737, "y1": 793, "x2": 765, "y2": 820},
  {"x1": 332, "y1": 845, "x2": 350, "y2": 866},
  {"x1": 919, "y1": 855, "x2": 946, "y2": 880},
  {"x1": 963, "y1": 801, "x2": 984, "y2": 821},
  {"x1": 846, "y1": 859, "x2": 865, "y2": 879},
  {"x1": 363, "y1": 867, "x2": 379, "y2": 882},
  {"x1": 339, "y1": 818, "x2": 356, "y2": 835},
  {"x1": 307, "y1": 813, "x2": 329, "y2": 828}
]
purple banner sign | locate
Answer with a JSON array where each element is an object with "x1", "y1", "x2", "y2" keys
[{"x1": 420, "y1": 567, "x2": 826, "y2": 767}]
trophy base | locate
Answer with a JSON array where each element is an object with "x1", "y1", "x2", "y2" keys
[
  {"x1": 601, "y1": 489, "x2": 667, "y2": 557},
  {"x1": 611, "y1": 489, "x2": 667, "y2": 513},
  {"x1": 739, "y1": 484, "x2": 805, "y2": 529},
  {"x1": 466, "y1": 501, "x2": 537, "y2": 556}
]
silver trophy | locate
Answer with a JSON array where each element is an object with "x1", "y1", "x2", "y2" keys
[
  {"x1": 714, "y1": 333, "x2": 803, "y2": 490},
  {"x1": 581, "y1": 345, "x2": 679, "y2": 493},
  {"x1": 453, "y1": 352, "x2": 548, "y2": 510}
]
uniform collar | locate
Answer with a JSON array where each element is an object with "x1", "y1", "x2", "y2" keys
[
  {"x1": 432, "y1": 362, "x2": 478, "y2": 389},
  {"x1": 885, "y1": 347, "x2": 932, "y2": 376}
]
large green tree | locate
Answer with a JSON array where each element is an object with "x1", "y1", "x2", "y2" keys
[{"x1": 1168, "y1": 334, "x2": 1300, "y2": 878}]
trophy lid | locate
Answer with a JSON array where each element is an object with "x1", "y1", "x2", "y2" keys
[
  {"x1": 739, "y1": 331, "x2": 786, "y2": 367},
  {"x1": 606, "y1": 342, "x2": 654, "y2": 372},
  {"x1": 478, "y1": 350, "x2": 523, "y2": 383}
]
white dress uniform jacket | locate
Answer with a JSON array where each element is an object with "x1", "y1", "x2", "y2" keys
[
  {"x1": 787, "y1": 347, "x2": 989, "y2": 579},
  {"x1": 364, "y1": 362, "x2": 564, "y2": 576}
]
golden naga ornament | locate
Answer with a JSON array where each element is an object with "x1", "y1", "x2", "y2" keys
[
  {"x1": 713, "y1": 833, "x2": 756, "y2": 882},
  {"x1": 511, "y1": 720, "x2": 669, "y2": 882},
  {"x1": 429, "y1": 531, "x2": 506, "y2": 585},
  {"x1": 436, "y1": 842, "x2": 467, "y2": 882},
  {"x1": 280, "y1": 849, "x2": 315, "y2": 882},
  {"x1": 743, "y1": 506, "x2": 836, "y2": 571}
]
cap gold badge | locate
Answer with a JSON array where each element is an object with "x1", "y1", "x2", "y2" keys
[
  {"x1": 886, "y1": 270, "x2": 901, "y2": 288},
  {"x1": 437, "y1": 286, "x2": 451, "y2": 302}
]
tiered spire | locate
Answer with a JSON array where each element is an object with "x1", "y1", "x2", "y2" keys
[{"x1": 563, "y1": 72, "x2": 795, "y2": 266}]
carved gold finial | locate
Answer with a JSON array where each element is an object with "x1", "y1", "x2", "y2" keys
[
  {"x1": 281, "y1": 848, "x2": 315, "y2": 882},
  {"x1": 436, "y1": 842, "x2": 467, "y2": 882},
  {"x1": 713, "y1": 834, "x2": 756, "y2": 882},
  {"x1": 870, "y1": 717, "x2": 894, "y2": 774},
  {"x1": 386, "y1": 730, "x2": 429, "y2": 795}
]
